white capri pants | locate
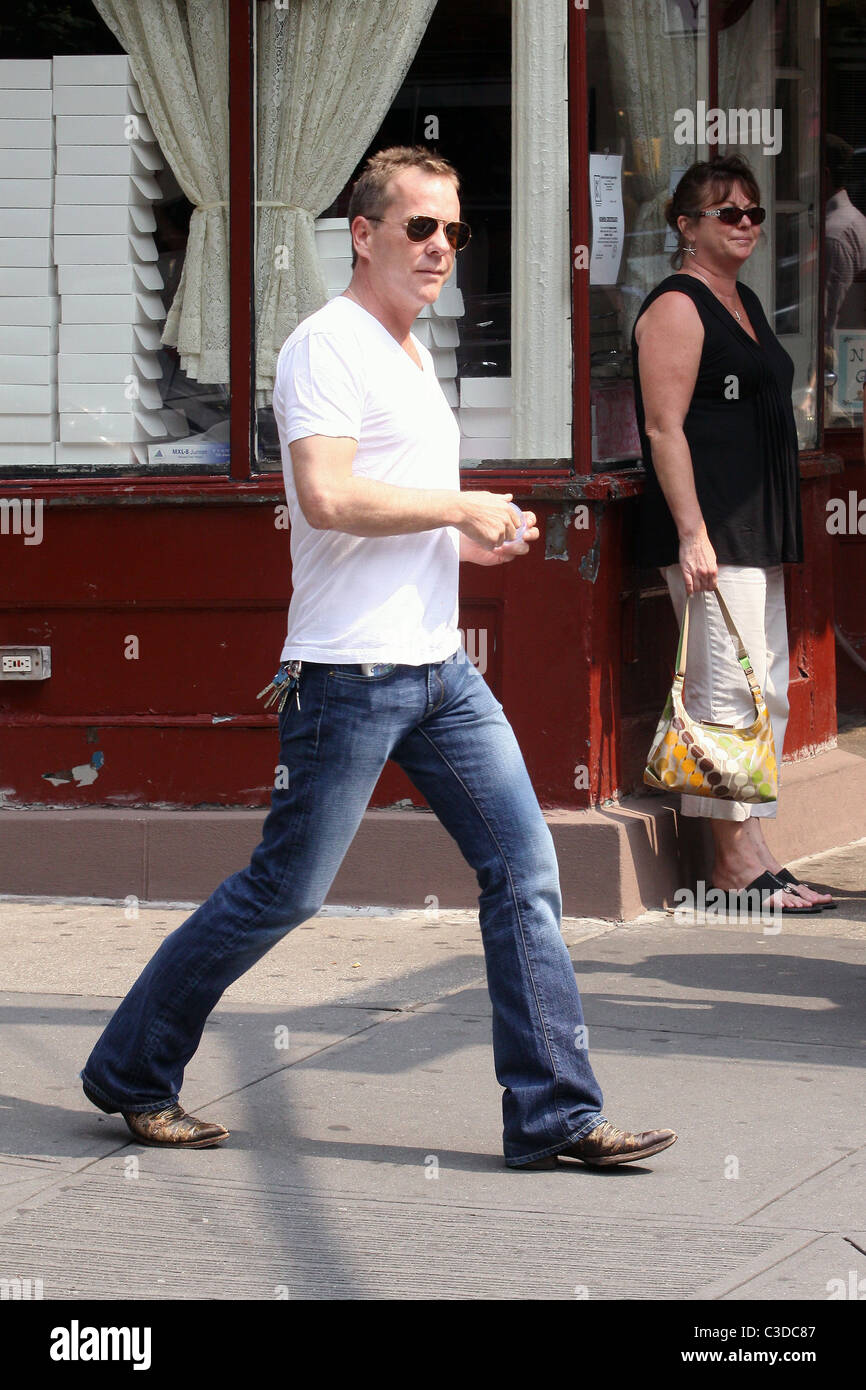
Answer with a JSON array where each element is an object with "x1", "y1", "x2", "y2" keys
[{"x1": 661, "y1": 564, "x2": 789, "y2": 821}]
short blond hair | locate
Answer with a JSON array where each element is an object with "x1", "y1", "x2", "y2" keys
[{"x1": 347, "y1": 146, "x2": 460, "y2": 267}]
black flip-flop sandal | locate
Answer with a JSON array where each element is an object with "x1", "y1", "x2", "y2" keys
[
  {"x1": 709, "y1": 871, "x2": 824, "y2": 918},
  {"x1": 777, "y1": 866, "x2": 838, "y2": 910}
]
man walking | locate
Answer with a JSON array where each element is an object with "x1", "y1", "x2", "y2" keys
[{"x1": 80, "y1": 147, "x2": 676, "y2": 1171}]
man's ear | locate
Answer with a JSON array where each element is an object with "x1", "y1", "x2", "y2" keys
[{"x1": 351, "y1": 214, "x2": 372, "y2": 265}]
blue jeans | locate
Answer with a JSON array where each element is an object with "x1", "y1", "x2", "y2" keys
[{"x1": 80, "y1": 646, "x2": 605, "y2": 1165}]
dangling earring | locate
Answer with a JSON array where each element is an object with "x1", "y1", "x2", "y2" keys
[{"x1": 685, "y1": 243, "x2": 697, "y2": 257}]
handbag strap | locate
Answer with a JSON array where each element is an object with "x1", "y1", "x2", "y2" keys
[{"x1": 676, "y1": 588, "x2": 764, "y2": 707}]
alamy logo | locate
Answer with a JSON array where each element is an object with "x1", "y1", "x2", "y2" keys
[
  {"x1": 0, "y1": 1276, "x2": 43, "y2": 1299},
  {"x1": 49, "y1": 1321, "x2": 152, "y2": 1371},
  {"x1": 673, "y1": 100, "x2": 782, "y2": 156},
  {"x1": 826, "y1": 492, "x2": 866, "y2": 535},
  {"x1": 673, "y1": 881, "x2": 782, "y2": 929},
  {"x1": 0, "y1": 497, "x2": 44, "y2": 545},
  {"x1": 459, "y1": 627, "x2": 488, "y2": 675}
]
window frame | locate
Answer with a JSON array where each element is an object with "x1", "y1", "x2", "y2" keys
[
  {"x1": 0, "y1": 0, "x2": 267, "y2": 502},
  {"x1": 2, "y1": 0, "x2": 848, "y2": 505},
  {"x1": 575, "y1": 0, "x2": 849, "y2": 489}
]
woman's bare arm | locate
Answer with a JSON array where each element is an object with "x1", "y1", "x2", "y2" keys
[{"x1": 635, "y1": 291, "x2": 718, "y2": 592}]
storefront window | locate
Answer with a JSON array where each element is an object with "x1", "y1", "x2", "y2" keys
[
  {"x1": 0, "y1": 0, "x2": 230, "y2": 477},
  {"x1": 587, "y1": 0, "x2": 820, "y2": 467},
  {"x1": 824, "y1": 0, "x2": 866, "y2": 431},
  {"x1": 587, "y1": 0, "x2": 701, "y2": 468},
  {"x1": 253, "y1": 0, "x2": 570, "y2": 472},
  {"x1": 253, "y1": 0, "x2": 514, "y2": 471},
  {"x1": 719, "y1": 0, "x2": 820, "y2": 447},
  {"x1": 0, "y1": 2, "x2": 832, "y2": 480}
]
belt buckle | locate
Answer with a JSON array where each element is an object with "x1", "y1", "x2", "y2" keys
[{"x1": 360, "y1": 662, "x2": 394, "y2": 677}]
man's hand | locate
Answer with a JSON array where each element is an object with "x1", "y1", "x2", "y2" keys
[
  {"x1": 459, "y1": 510, "x2": 539, "y2": 565},
  {"x1": 454, "y1": 491, "x2": 524, "y2": 549}
]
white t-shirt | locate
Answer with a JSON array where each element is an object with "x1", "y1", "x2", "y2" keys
[{"x1": 272, "y1": 295, "x2": 462, "y2": 665}]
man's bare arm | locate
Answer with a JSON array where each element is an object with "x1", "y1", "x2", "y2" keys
[{"x1": 290, "y1": 434, "x2": 521, "y2": 551}]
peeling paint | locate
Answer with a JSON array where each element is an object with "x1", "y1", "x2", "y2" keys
[
  {"x1": 43, "y1": 750, "x2": 104, "y2": 788},
  {"x1": 784, "y1": 738, "x2": 839, "y2": 762},
  {"x1": 544, "y1": 508, "x2": 572, "y2": 561},
  {"x1": 578, "y1": 502, "x2": 607, "y2": 583},
  {"x1": 211, "y1": 715, "x2": 234, "y2": 724}
]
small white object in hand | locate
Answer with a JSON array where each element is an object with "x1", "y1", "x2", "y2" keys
[{"x1": 507, "y1": 501, "x2": 527, "y2": 541}]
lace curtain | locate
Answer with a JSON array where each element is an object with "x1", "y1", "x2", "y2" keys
[
  {"x1": 718, "y1": 0, "x2": 774, "y2": 309},
  {"x1": 93, "y1": 1, "x2": 436, "y2": 394},
  {"x1": 608, "y1": 0, "x2": 774, "y2": 330},
  {"x1": 254, "y1": 0, "x2": 437, "y2": 401},
  {"x1": 93, "y1": 0, "x2": 230, "y2": 385},
  {"x1": 605, "y1": 0, "x2": 698, "y2": 335}
]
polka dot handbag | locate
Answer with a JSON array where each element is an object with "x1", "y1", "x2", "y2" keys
[{"x1": 644, "y1": 589, "x2": 778, "y2": 803}]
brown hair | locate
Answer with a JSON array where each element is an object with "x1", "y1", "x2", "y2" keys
[
  {"x1": 666, "y1": 154, "x2": 762, "y2": 269},
  {"x1": 347, "y1": 146, "x2": 461, "y2": 267}
]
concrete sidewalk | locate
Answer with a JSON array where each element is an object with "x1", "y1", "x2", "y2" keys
[{"x1": 0, "y1": 840, "x2": 863, "y2": 1301}]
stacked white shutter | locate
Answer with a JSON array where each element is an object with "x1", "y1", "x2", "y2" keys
[
  {"x1": 52, "y1": 54, "x2": 178, "y2": 467},
  {"x1": 0, "y1": 60, "x2": 58, "y2": 466}
]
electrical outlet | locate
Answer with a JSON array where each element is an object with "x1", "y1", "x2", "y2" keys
[{"x1": 0, "y1": 646, "x2": 51, "y2": 680}]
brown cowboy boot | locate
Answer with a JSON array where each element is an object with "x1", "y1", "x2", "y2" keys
[
  {"x1": 517, "y1": 1121, "x2": 677, "y2": 1169},
  {"x1": 122, "y1": 1103, "x2": 229, "y2": 1149}
]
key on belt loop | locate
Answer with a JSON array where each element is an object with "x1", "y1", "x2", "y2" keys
[{"x1": 256, "y1": 659, "x2": 302, "y2": 712}]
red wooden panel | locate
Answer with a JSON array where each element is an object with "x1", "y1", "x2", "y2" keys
[
  {"x1": 786, "y1": 476, "x2": 839, "y2": 752},
  {"x1": 0, "y1": 504, "x2": 516, "y2": 809},
  {"x1": 6, "y1": 724, "x2": 278, "y2": 808},
  {"x1": 0, "y1": 488, "x2": 844, "y2": 809},
  {"x1": 832, "y1": 460, "x2": 866, "y2": 712},
  {"x1": 0, "y1": 609, "x2": 285, "y2": 717},
  {"x1": 3, "y1": 502, "x2": 287, "y2": 605}
]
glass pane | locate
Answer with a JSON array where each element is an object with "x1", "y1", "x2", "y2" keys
[
  {"x1": 588, "y1": 0, "x2": 821, "y2": 463},
  {"x1": 718, "y1": 0, "x2": 820, "y2": 448},
  {"x1": 253, "y1": 0, "x2": 516, "y2": 472},
  {"x1": 824, "y1": 0, "x2": 866, "y2": 430},
  {"x1": 0, "y1": 1, "x2": 230, "y2": 477},
  {"x1": 587, "y1": 0, "x2": 703, "y2": 468}
]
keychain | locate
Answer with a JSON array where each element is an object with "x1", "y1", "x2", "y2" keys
[{"x1": 257, "y1": 660, "x2": 302, "y2": 712}]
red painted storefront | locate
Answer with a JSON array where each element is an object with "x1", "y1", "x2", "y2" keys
[{"x1": 1, "y1": 2, "x2": 864, "y2": 906}]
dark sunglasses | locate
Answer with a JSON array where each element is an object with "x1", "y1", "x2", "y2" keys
[
  {"x1": 367, "y1": 214, "x2": 472, "y2": 251},
  {"x1": 690, "y1": 205, "x2": 766, "y2": 226}
]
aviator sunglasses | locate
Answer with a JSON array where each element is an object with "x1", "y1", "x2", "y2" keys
[
  {"x1": 366, "y1": 213, "x2": 472, "y2": 251},
  {"x1": 689, "y1": 205, "x2": 766, "y2": 226}
]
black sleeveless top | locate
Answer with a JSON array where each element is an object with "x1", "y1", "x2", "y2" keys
[{"x1": 631, "y1": 274, "x2": 804, "y2": 568}]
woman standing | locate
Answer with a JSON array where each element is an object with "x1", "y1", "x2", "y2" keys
[{"x1": 632, "y1": 154, "x2": 833, "y2": 912}]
